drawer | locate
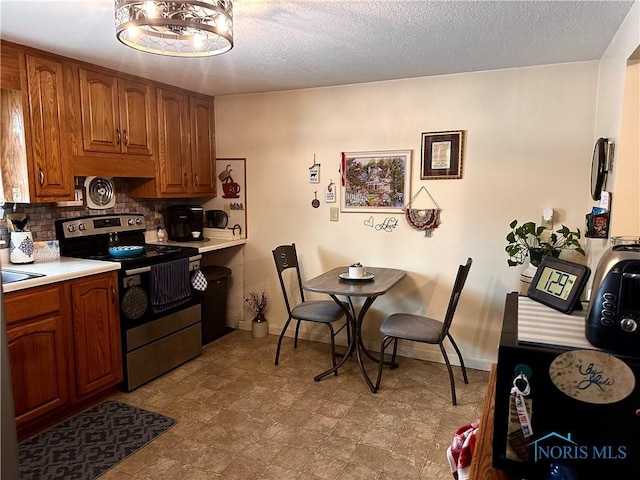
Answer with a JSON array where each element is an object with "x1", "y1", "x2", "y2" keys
[{"x1": 5, "y1": 284, "x2": 62, "y2": 324}]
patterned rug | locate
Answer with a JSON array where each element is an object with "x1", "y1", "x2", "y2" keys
[{"x1": 18, "y1": 400, "x2": 176, "y2": 480}]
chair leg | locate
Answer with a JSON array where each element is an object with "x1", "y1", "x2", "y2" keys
[
  {"x1": 375, "y1": 335, "x2": 394, "y2": 390},
  {"x1": 294, "y1": 320, "x2": 302, "y2": 348},
  {"x1": 439, "y1": 342, "x2": 457, "y2": 406},
  {"x1": 447, "y1": 333, "x2": 468, "y2": 384},
  {"x1": 326, "y1": 323, "x2": 338, "y2": 376},
  {"x1": 390, "y1": 338, "x2": 399, "y2": 370},
  {"x1": 275, "y1": 318, "x2": 293, "y2": 365}
]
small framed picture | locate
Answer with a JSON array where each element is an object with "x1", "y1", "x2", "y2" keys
[{"x1": 421, "y1": 130, "x2": 465, "y2": 180}]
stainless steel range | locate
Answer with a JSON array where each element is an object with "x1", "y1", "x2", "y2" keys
[{"x1": 55, "y1": 213, "x2": 203, "y2": 391}]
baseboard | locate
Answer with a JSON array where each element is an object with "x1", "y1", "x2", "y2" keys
[{"x1": 237, "y1": 320, "x2": 495, "y2": 372}]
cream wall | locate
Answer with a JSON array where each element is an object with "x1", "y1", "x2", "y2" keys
[
  {"x1": 587, "y1": 1, "x2": 640, "y2": 269},
  {"x1": 214, "y1": 61, "x2": 600, "y2": 371}
]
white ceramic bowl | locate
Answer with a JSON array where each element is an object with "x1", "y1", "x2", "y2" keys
[{"x1": 191, "y1": 231, "x2": 201, "y2": 239}]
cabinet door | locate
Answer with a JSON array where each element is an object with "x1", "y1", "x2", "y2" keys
[
  {"x1": 70, "y1": 273, "x2": 122, "y2": 399},
  {"x1": 25, "y1": 54, "x2": 73, "y2": 199},
  {"x1": 118, "y1": 77, "x2": 154, "y2": 156},
  {"x1": 78, "y1": 67, "x2": 120, "y2": 154},
  {"x1": 189, "y1": 96, "x2": 216, "y2": 195},
  {"x1": 157, "y1": 87, "x2": 190, "y2": 194},
  {"x1": 7, "y1": 315, "x2": 69, "y2": 426}
]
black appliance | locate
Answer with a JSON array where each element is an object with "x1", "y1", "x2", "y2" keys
[
  {"x1": 165, "y1": 205, "x2": 204, "y2": 241},
  {"x1": 586, "y1": 243, "x2": 640, "y2": 354},
  {"x1": 55, "y1": 213, "x2": 203, "y2": 391},
  {"x1": 494, "y1": 293, "x2": 640, "y2": 479}
]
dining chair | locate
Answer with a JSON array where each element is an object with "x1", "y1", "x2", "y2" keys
[
  {"x1": 375, "y1": 258, "x2": 472, "y2": 405},
  {"x1": 272, "y1": 244, "x2": 350, "y2": 369}
]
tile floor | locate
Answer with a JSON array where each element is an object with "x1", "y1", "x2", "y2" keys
[{"x1": 104, "y1": 330, "x2": 489, "y2": 480}]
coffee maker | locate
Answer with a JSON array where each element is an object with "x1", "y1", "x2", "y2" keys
[{"x1": 165, "y1": 205, "x2": 204, "y2": 241}]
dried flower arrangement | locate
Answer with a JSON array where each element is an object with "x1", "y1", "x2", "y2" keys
[{"x1": 244, "y1": 290, "x2": 269, "y2": 315}]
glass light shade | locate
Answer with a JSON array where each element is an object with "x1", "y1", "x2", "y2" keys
[{"x1": 115, "y1": 0, "x2": 233, "y2": 57}]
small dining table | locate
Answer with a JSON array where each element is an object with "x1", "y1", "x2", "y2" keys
[{"x1": 302, "y1": 266, "x2": 406, "y2": 393}]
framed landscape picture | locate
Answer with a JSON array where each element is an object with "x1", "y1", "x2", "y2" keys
[
  {"x1": 421, "y1": 130, "x2": 465, "y2": 179},
  {"x1": 340, "y1": 150, "x2": 411, "y2": 213}
]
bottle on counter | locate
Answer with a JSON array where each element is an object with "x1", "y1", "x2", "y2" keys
[{"x1": 157, "y1": 226, "x2": 166, "y2": 242}]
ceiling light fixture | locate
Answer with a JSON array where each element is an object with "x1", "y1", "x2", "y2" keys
[{"x1": 114, "y1": 1, "x2": 233, "y2": 57}]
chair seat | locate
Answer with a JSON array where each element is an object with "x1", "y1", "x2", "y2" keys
[
  {"x1": 292, "y1": 300, "x2": 346, "y2": 323},
  {"x1": 380, "y1": 313, "x2": 443, "y2": 343}
]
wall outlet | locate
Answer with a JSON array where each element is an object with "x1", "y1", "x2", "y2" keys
[{"x1": 330, "y1": 207, "x2": 339, "y2": 222}]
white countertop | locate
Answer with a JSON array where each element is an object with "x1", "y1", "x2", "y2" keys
[
  {"x1": 147, "y1": 237, "x2": 246, "y2": 253},
  {"x1": 1, "y1": 235, "x2": 245, "y2": 293},
  {"x1": 1, "y1": 257, "x2": 121, "y2": 293}
]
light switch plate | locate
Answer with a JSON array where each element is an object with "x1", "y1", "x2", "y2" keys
[{"x1": 330, "y1": 207, "x2": 339, "y2": 222}]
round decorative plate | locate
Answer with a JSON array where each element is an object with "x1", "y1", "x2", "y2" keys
[
  {"x1": 338, "y1": 272, "x2": 375, "y2": 282},
  {"x1": 549, "y1": 349, "x2": 635, "y2": 404},
  {"x1": 108, "y1": 246, "x2": 144, "y2": 258}
]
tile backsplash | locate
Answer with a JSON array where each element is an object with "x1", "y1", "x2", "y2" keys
[{"x1": 0, "y1": 179, "x2": 191, "y2": 246}]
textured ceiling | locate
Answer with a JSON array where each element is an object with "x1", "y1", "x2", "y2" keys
[{"x1": 0, "y1": 1, "x2": 635, "y2": 97}]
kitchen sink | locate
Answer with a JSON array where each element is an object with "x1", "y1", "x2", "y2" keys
[{"x1": 1, "y1": 269, "x2": 45, "y2": 285}]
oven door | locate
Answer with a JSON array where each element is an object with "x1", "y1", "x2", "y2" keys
[
  {"x1": 119, "y1": 257, "x2": 202, "y2": 329},
  {"x1": 118, "y1": 257, "x2": 203, "y2": 391}
]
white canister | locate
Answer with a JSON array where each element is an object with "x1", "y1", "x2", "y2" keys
[{"x1": 10, "y1": 231, "x2": 35, "y2": 264}]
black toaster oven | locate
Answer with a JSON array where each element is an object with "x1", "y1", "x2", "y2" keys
[{"x1": 585, "y1": 244, "x2": 640, "y2": 354}]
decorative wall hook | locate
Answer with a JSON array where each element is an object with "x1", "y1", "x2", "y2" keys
[{"x1": 309, "y1": 155, "x2": 320, "y2": 183}]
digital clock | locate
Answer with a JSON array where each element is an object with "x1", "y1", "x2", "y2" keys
[{"x1": 527, "y1": 256, "x2": 591, "y2": 313}]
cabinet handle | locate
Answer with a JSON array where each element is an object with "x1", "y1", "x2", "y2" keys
[
  {"x1": 184, "y1": 172, "x2": 188, "y2": 187},
  {"x1": 194, "y1": 174, "x2": 199, "y2": 186},
  {"x1": 38, "y1": 168, "x2": 44, "y2": 186},
  {"x1": 116, "y1": 129, "x2": 121, "y2": 145},
  {"x1": 123, "y1": 129, "x2": 129, "y2": 145},
  {"x1": 111, "y1": 286, "x2": 116, "y2": 304}
]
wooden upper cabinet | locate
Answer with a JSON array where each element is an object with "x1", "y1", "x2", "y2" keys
[
  {"x1": 24, "y1": 53, "x2": 74, "y2": 200},
  {"x1": 78, "y1": 67, "x2": 153, "y2": 156},
  {"x1": 189, "y1": 96, "x2": 216, "y2": 195},
  {"x1": 119, "y1": 77, "x2": 154, "y2": 156},
  {"x1": 157, "y1": 87, "x2": 190, "y2": 194},
  {"x1": 69, "y1": 272, "x2": 122, "y2": 400}
]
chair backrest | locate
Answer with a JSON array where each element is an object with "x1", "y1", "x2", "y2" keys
[
  {"x1": 272, "y1": 243, "x2": 306, "y2": 316},
  {"x1": 441, "y1": 258, "x2": 472, "y2": 339}
]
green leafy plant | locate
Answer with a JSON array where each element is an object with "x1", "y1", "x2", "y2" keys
[
  {"x1": 505, "y1": 220, "x2": 585, "y2": 267},
  {"x1": 545, "y1": 225, "x2": 586, "y2": 257},
  {"x1": 506, "y1": 220, "x2": 546, "y2": 266}
]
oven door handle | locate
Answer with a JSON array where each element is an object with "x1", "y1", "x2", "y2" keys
[
  {"x1": 124, "y1": 266, "x2": 151, "y2": 276},
  {"x1": 124, "y1": 255, "x2": 202, "y2": 277}
]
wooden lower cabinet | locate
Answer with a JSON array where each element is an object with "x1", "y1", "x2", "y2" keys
[
  {"x1": 69, "y1": 273, "x2": 122, "y2": 400},
  {"x1": 5, "y1": 272, "x2": 122, "y2": 440},
  {"x1": 5, "y1": 284, "x2": 69, "y2": 427}
]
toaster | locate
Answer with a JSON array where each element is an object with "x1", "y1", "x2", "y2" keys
[{"x1": 585, "y1": 243, "x2": 640, "y2": 355}]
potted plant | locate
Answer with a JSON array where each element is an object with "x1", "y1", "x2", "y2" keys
[
  {"x1": 505, "y1": 220, "x2": 547, "y2": 267},
  {"x1": 544, "y1": 225, "x2": 586, "y2": 258},
  {"x1": 244, "y1": 290, "x2": 269, "y2": 338},
  {"x1": 505, "y1": 220, "x2": 585, "y2": 267},
  {"x1": 506, "y1": 219, "x2": 586, "y2": 295}
]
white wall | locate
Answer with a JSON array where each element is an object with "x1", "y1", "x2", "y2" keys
[{"x1": 214, "y1": 61, "x2": 601, "y2": 371}]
